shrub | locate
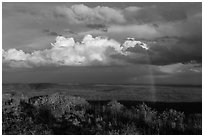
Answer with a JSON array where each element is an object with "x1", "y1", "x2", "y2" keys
[
  {"x1": 107, "y1": 100, "x2": 124, "y2": 114},
  {"x1": 32, "y1": 93, "x2": 90, "y2": 118},
  {"x1": 2, "y1": 93, "x2": 202, "y2": 135},
  {"x1": 121, "y1": 124, "x2": 140, "y2": 135},
  {"x1": 185, "y1": 114, "x2": 202, "y2": 134},
  {"x1": 2, "y1": 98, "x2": 52, "y2": 135},
  {"x1": 135, "y1": 103, "x2": 158, "y2": 124},
  {"x1": 158, "y1": 109, "x2": 185, "y2": 134}
]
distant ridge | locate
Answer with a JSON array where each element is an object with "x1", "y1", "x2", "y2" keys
[{"x1": 2, "y1": 83, "x2": 202, "y2": 88}]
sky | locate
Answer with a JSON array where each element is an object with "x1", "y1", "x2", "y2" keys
[{"x1": 2, "y1": 2, "x2": 202, "y2": 85}]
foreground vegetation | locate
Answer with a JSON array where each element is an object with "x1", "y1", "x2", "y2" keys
[{"x1": 2, "y1": 93, "x2": 202, "y2": 135}]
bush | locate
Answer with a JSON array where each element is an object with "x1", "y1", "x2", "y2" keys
[
  {"x1": 2, "y1": 93, "x2": 202, "y2": 135},
  {"x1": 121, "y1": 124, "x2": 140, "y2": 135},
  {"x1": 184, "y1": 114, "x2": 202, "y2": 134},
  {"x1": 158, "y1": 109, "x2": 185, "y2": 134},
  {"x1": 32, "y1": 93, "x2": 90, "y2": 118},
  {"x1": 2, "y1": 98, "x2": 52, "y2": 135},
  {"x1": 136, "y1": 103, "x2": 158, "y2": 123},
  {"x1": 107, "y1": 100, "x2": 124, "y2": 114}
]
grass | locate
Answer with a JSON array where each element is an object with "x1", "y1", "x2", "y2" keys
[{"x1": 2, "y1": 92, "x2": 202, "y2": 135}]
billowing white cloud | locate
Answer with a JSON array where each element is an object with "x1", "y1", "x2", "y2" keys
[
  {"x1": 55, "y1": 4, "x2": 126, "y2": 24},
  {"x1": 3, "y1": 34, "x2": 149, "y2": 68},
  {"x1": 3, "y1": 49, "x2": 29, "y2": 61},
  {"x1": 123, "y1": 37, "x2": 149, "y2": 50}
]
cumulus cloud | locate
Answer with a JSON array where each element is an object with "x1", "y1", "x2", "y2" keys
[
  {"x1": 123, "y1": 38, "x2": 149, "y2": 50},
  {"x1": 3, "y1": 34, "x2": 151, "y2": 68},
  {"x1": 3, "y1": 34, "x2": 202, "y2": 68},
  {"x1": 55, "y1": 4, "x2": 126, "y2": 24}
]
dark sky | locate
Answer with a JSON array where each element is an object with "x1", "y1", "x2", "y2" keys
[{"x1": 2, "y1": 2, "x2": 202, "y2": 85}]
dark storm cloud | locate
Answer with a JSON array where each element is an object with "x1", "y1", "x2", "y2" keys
[
  {"x1": 112, "y1": 36, "x2": 202, "y2": 65},
  {"x1": 123, "y1": 3, "x2": 201, "y2": 24},
  {"x1": 64, "y1": 29, "x2": 78, "y2": 34},
  {"x1": 149, "y1": 36, "x2": 202, "y2": 65},
  {"x1": 49, "y1": 32, "x2": 58, "y2": 36},
  {"x1": 86, "y1": 24, "x2": 108, "y2": 32},
  {"x1": 51, "y1": 3, "x2": 201, "y2": 25},
  {"x1": 4, "y1": 2, "x2": 201, "y2": 25},
  {"x1": 42, "y1": 29, "x2": 59, "y2": 36}
]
